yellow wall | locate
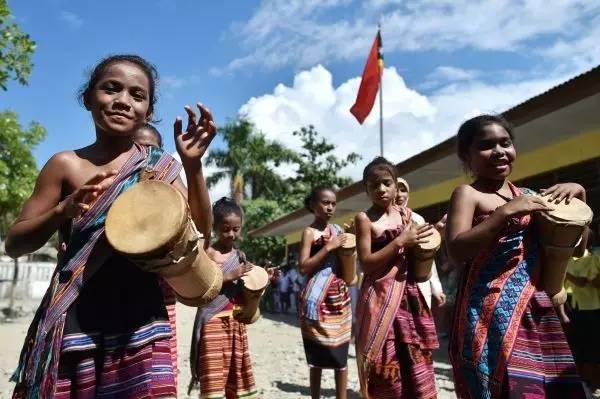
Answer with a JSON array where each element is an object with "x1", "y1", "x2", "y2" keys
[{"x1": 285, "y1": 130, "x2": 600, "y2": 245}]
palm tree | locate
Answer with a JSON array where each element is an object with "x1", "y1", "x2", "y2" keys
[{"x1": 206, "y1": 118, "x2": 297, "y2": 203}]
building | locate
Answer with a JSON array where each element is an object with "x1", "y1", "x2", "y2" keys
[{"x1": 250, "y1": 66, "x2": 600, "y2": 260}]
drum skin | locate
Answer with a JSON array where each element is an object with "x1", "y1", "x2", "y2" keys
[
  {"x1": 234, "y1": 266, "x2": 269, "y2": 324},
  {"x1": 337, "y1": 233, "x2": 357, "y2": 286},
  {"x1": 411, "y1": 227, "x2": 441, "y2": 283},
  {"x1": 105, "y1": 180, "x2": 223, "y2": 307},
  {"x1": 534, "y1": 196, "x2": 593, "y2": 306}
]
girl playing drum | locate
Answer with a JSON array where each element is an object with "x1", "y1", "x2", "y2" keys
[
  {"x1": 446, "y1": 114, "x2": 586, "y2": 398},
  {"x1": 6, "y1": 54, "x2": 216, "y2": 398},
  {"x1": 298, "y1": 186, "x2": 352, "y2": 399}
]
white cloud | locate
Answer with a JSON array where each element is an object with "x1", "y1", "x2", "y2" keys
[
  {"x1": 217, "y1": 0, "x2": 599, "y2": 73},
  {"x1": 173, "y1": 153, "x2": 230, "y2": 203},
  {"x1": 59, "y1": 11, "x2": 83, "y2": 29},
  {"x1": 162, "y1": 75, "x2": 187, "y2": 89},
  {"x1": 238, "y1": 64, "x2": 569, "y2": 181}
]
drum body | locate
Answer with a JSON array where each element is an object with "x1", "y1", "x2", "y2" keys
[
  {"x1": 411, "y1": 228, "x2": 441, "y2": 283},
  {"x1": 337, "y1": 233, "x2": 357, "y2": 286},
  {"x1": 105, "y1": 180, "x2": 223, "y2": 307},
  {"x1": 234, "y1": 266, "x2": 269, "y2": 324},
  {"x1": 534, "y1": 197, "x2": 593, "y2": 306}
]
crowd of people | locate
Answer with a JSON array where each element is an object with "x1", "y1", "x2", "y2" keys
[{"x1": 3, "y1": 53, "x2": 598, "y2": 399}]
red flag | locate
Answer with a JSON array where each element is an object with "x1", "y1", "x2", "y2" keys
[{"x1": 350, "y1": 30, "x2": 383, "y2": 124}]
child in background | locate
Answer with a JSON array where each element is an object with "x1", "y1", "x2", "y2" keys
[
  {"x1": 6, "y1": 54, "x2": 215, "y2": 398},
  {"x1": 355, "y1": 157, "x2": 438, "y2": 398},
  {"x1": 298, "y1": 186, "x2": 352, "y2": 399},
  {"x1": 134, "y1": 123, "x2": 163, "y2": 148},
  {"x1": 189, "y1": 197, "x2": 258, "y2": 399},
  {"x1": 446, "y1": 114, "x2": 586, "y2": 398}
]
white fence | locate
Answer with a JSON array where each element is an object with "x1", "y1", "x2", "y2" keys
[{"x1": 0, "y1": 261, "x2": 54, "y2": 299}]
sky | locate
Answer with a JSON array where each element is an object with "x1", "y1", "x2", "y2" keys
[{"x1": 2, "y1": 0, "x2": 600, "y2": 201}]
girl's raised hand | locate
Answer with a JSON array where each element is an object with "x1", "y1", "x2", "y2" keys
[
  {"x1": 174, "y1": 102, "x2": 217, "y2": 167},
  {"x1": 540, "y1": 183, "x2": 585, "y2": 204},
  {"x1": 397, "y1": 222, "x2": 434, "y2": 248},
  {"x1": 57, "y1": 170, "x2": 118, "y2": 218},
  {"x1": 325, "y1": 234, "x2": 348, "y2": 251},
  {"x1": 500, "y1": 195, "x2": 552, "y2": 218}
]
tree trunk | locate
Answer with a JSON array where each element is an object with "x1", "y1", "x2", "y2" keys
[{"x1": 7, "y1": 257, "x2": 19, "y2": 318}]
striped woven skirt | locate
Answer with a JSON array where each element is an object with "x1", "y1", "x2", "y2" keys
[
  {"x1": 196, "y1": 316, "x2": 258, "y2": 399},
  {"x1": 301, "y1": 277, "x2": 352, "y2": 369}
]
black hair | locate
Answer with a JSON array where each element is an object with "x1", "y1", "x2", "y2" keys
[
  {"x1": 78, "y1": 54, "x2": 159, "y2": 119},
  {"x1": 137, "y1": 123, "x2": 163, "y2": 148},
  {"x1": 456, "y1": 114, "x2": 514, "y2": 165},
  {"x1": 304, "y1": 186, "x2": 336, "y2": 213},
  {"x1": 362, "y1": 156, "x2": 398, "y2": 189},
  {"x1": 213, "y1": 197, "x2": 244, "y2": 225}
]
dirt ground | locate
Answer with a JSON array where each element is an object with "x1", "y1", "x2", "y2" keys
[{"x1": 0, "y1": 301, "x2": 457, "y2": 398}]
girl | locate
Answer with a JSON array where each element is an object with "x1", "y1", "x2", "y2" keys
[
  {"x1": 446, "y1": 114, "x2": 586, "y2": 398},
  {"x1": 354, "y1": 158, "x2": 438, "y2": 399},
  {"x1": 6, "y1": 54, "x2": 215, "y2": 398},
  {"x1": 189, "y1": 197, "x2": 258, "y2": 399},
  {"x1": 298, "y1": 186, "x2": 352, "y2": 399},
  {"x1": 134, "y1": 123, "x2": 163, "y2": 148}
]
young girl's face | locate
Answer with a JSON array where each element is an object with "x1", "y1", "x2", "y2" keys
[
  {"x1": 134, "y1": 128, "x2": 160, "y2": 148},
  {"x1": 312, "y1": 190, "x2": 336, "y2": 221},
  {"x1": 396, "y1": 183, "x2": 409, "y2": 207},
  {"x1": 467, "y1": 123, "x2": 516, "y2": 180},
  {"x1": 366, "y1": 169, "x2": 397, "y2": 208},
  {"x1": 215, "y1": 213, "x2": 242, "y2": 247},
  {"x1": 86, "y1": 61, "x2": 151, "y2": 136}
]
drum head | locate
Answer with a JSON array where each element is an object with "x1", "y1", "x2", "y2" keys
[
  {"x1": 341, "y1": 233, "x2": 356, "y2": 249},
  {"x1": 241, "y1": 266, "x2": 269, "y2": 291},
  {"x1": 106, "y1": 180, "x2": 188, "y2": 256},
  {"x1": 540, "y1": 197, "x2": 593, "y2": 225},
  {"x1": 419, "y1": 228, "x2": 441, "y2": 251}
]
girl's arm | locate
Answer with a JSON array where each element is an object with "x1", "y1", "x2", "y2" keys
[
  {"x1": 298, "y1": 227, "x2": 345, "y2": 275},
  {"x1": 446, "y1": 184, "x2": 551, "y2": 263},
  {"x1": 5, "y1": 154, "x2": 115, "y2": 258}
]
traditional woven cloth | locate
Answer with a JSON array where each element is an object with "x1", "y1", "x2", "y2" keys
[
  {"x1": 300, "y1": 224, "x2": 352, "y2": 369},
  {"x1": 450, "y1": 183, "x2": 585, "y2": 399},
  {"x1": 12, "y1": 145, "x2": 181, "y2": 398},
  {"x1": 356, "y1": 208, "x2": 439, "y2": 399},
  {"x1": 189, "y1": 251, "x2": 258, "y2": 398}
]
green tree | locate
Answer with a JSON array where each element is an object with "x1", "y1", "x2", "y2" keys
[
  {"x1": 206, "y1": 118, "x2": 297, "y2": 203},
  {"x1": 0, "y1": 111, "x2": 46, "y2": 317},
  {"x1": 0, "y1": 0, "x2": 36, "y2": 90},
  {"x1": 239, "y1": 198, "x2": 287, "y2": 266},
  {"x1": 284, "y1": 125, "x2": 361, "y2": 210}
]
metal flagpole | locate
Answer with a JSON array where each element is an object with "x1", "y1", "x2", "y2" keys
[{"x1": 378, "y1": 24, "x2": 384, "y2": 157}]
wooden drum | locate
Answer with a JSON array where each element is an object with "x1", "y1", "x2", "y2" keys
[
  {"x1": 411, "y1": 227, "x2": 441, "y2": 283},
  {"x1": 337, "y1": 233, "x2": 358, "y2": 286},
  {"x1": 535, "y1": 197, "x2": 593, "y2": 306},
  {"x1": 105, "y1": 180, "x2": 223, "y2": 307},
  {"x1": 234, "y1": 266, "x2": 269, "y2": 324}
]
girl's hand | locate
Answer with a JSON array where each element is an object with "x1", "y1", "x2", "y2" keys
[
  {"x1": 224, "y1": 263, "x2": 253, "y2": 282},
  {"x1": 174, "y1": 102, "x2": 217, "y2": 167},
  {"x1": 396, "y1": 222, "x2": 434, "y2": 248},
  {"x1": 499, "y1": 195, "x2": 552, "y2": 218},
  {"x1": 540, "y1": 183, "x2": 585, "y2": 204},
  {"x1": 325, "y1": 234, "x2": 348, "y2": 251},
  {"x1": 434, "y1": 292, "x2": 446, "y2": 307},
  {"x1": 267, "y1": 267, "x2": 281, "y2": 280},
  {"x1": 435, "y1": 214, "x2": 447, "y2": 237},
  {"x1": 57, "y1": 170, "x2": 117, "y2": 218}
]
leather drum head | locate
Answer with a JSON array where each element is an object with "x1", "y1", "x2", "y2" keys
[
  {"x1": 105, "y1": 180, "x2": 187, "y2": 256},
  {"x1": 341, "y1": 233, "x2": 356, "y2": 249},
  {"x1": 241, "y1": 266, "x2": 269, "y2": 291},
  {"x1": 418, "y1": 227, "x2": 441, "y2": 251},
  {"x1": 539, "y1": 197, "x2": 593, "y2": 226}
]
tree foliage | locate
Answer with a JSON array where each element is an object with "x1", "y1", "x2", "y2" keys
[
  {"x1": 205, "y1": 118, "x2": 297, "y2": 202},
  {"x1": 0, "y1": 0, "x2": 36, "y2": 90},
  {"x1": 0, "y1": 110, "x2": 46, "y2": 235},
  {"x1": 239, "y1": 198, "x2": 287, "y2": 266}
]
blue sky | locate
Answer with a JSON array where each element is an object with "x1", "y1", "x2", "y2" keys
[{"x1": 2, "y1": 1, "x2": 600, "y2": 197}]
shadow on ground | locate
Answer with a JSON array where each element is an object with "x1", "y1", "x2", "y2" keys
[
  {"x1": 273, "y1": 381, "x2": 362, "y2": 399},
  {"x1": 261, "y1": 309, "x2": 301, "y2": 328}
]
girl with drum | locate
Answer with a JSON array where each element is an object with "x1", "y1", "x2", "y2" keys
[
  {"x1": 5, "y1": 54, "x2": 216, "y2": 398},
  {"x1": 446, "y1": 114, "x2": 586, "y2": 398},
  {"x1": 298, "y1": 186, "x2": 352, "y2": 399},
  {"x1": 354, "y1": 157, "x2": 438, "y2": 399},
  {"x1": 189, "y1": 197, "x2": 259, "y2": 399}
]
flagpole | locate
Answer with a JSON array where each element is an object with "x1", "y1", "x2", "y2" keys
[{"x1": 378, "y1": 24, "x2": 384, "y2": 157}]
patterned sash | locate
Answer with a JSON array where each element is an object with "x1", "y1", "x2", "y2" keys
[
  {"x1": 188, "y1": 250, "x2": 244, "y2": 391},
  {"x1": 12, "y1": 144, "x2": 182, "y2": 398},
  {"x1": 450, "y1": 184, "x2": 541, "y2": 398},
  {"x1": 356, "y1": 208, "x2": 411, "y2": 398},
  {"x1": 301, "y1": 224, "x2": 343, "y2": 321}
]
